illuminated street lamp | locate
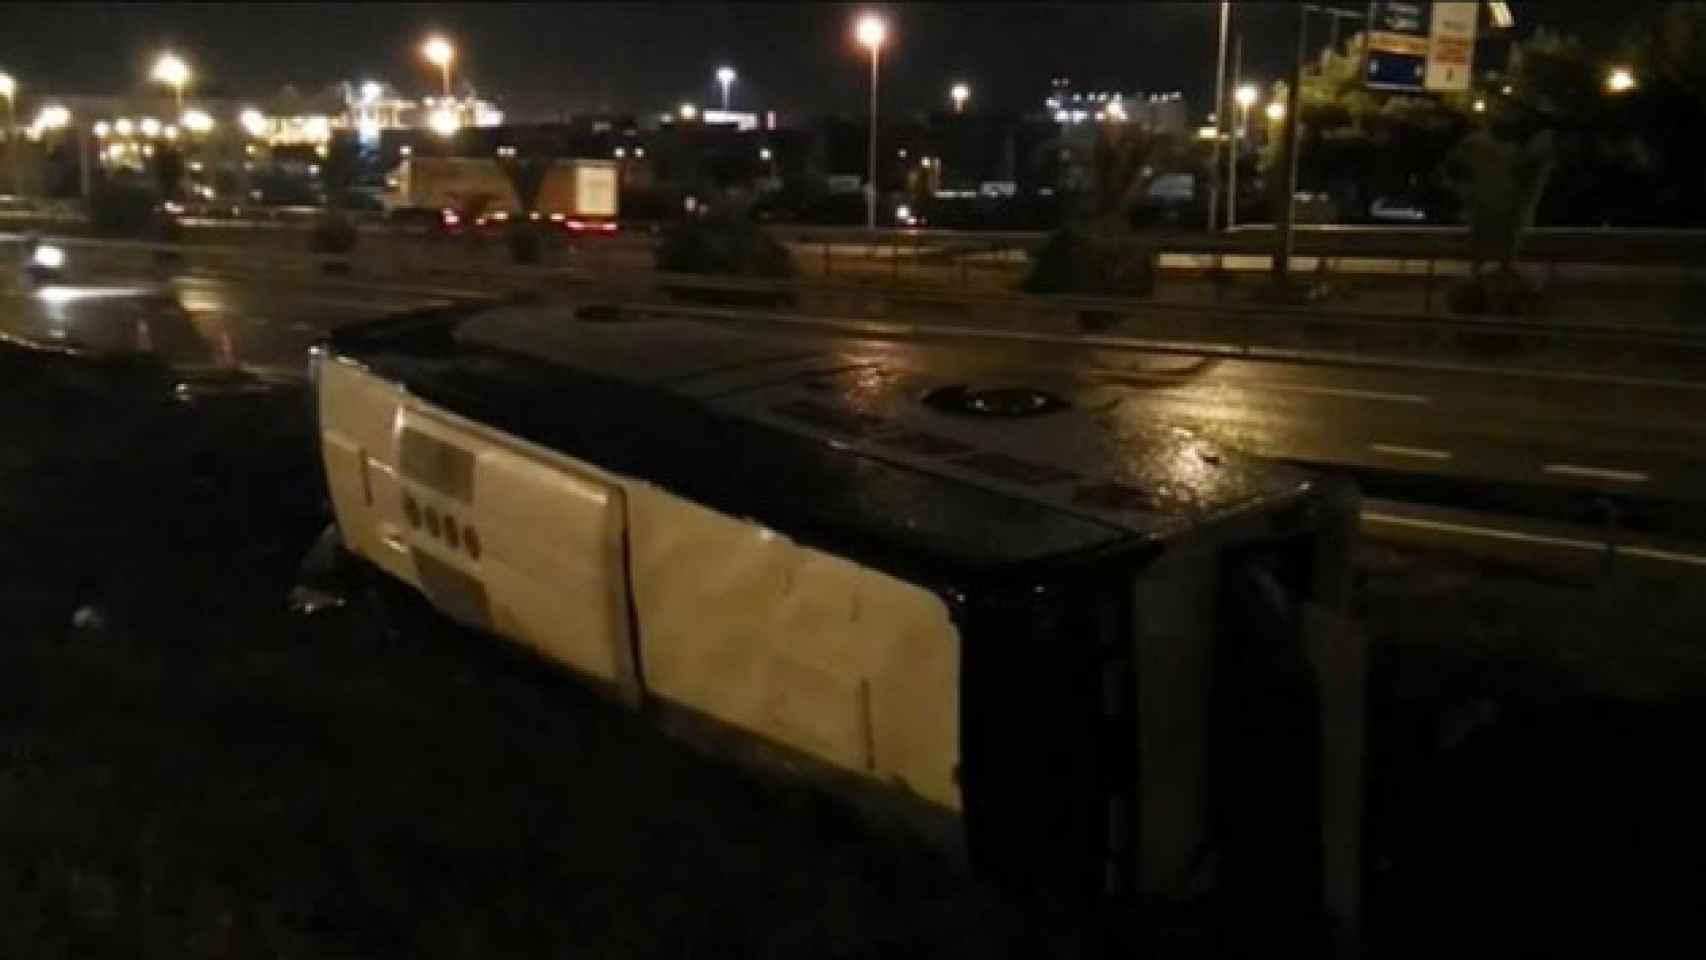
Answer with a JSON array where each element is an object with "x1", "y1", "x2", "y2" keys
[
  {"x1": 151, "y1": 52, "x2": 191, "y2": 110},
  {"x1": 181, "y1": 109, "x2": 214, "y2": 134},
  {"x1": 679, "y1": 102, "x2": 698, "y2": 121},
  {"x1": 239, "y1": 108, "x2": 267, "y2": 138},
  {"x1": 716, "y1": 65, "x2": 736, "y2": 111},
  {"x1": 1265, "y1": 101, "x2": 1286, "y2": 123},
  {"x1": 1605, "y1": 66, "x2": 1637, "y2": 95},
  {"x1": 428, "y1": 108, "x2": 460, "y2": 138},
  {"x1": 35, "y1": 105, "x2": 71, "y2": 132},
  {"x1": 422, "y1": 36, "x2": 455, "y2": 97},
  {"x1": 0, "y1": 71, "x2": 17, "y2": 197},
  {"x1": 855, "y1": 13, "x2": 887, "y2": 230},
  {"x1": 1235, "y1": 84, "x2": 1257, "y2": 133},
  {"x1": 951, "y1": 82, "x2": 969, "y2": 114}
]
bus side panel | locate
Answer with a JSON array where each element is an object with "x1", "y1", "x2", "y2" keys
[
  {"x1": 319, "y1": 359, "x2": 416, "y2": 587},
  {"x1": 626, "y1": 483, "x2": 961, "y2": 810},
  {"x1": 391, "y1": 403, "x2": 637, "y2": 691}
]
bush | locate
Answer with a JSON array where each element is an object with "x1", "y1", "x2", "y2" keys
[
  {"x1": 308, "y1": 213, "x2": 359, "y2": 255},
  {"x1": 87, "y1": 184, "x2": 159, "y2": 239},
  {"x1": 1022, "y1": 222, "x2": 1156, "y2": 300},
  {"x1": 1449, "y1": 267, "x2": 1543, "y2": 317},
  {"x1": 508, "y1": 225, "x2": 544, "y2": 265},
  {"x1": 655, "y1": 214, "x2": 794, "y2": 280}
]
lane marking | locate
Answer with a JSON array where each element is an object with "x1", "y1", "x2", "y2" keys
[
  {"x1": 1370, "y1": 443, "x2": 1453, "y2": 461},
  {"x1": 1620, "y1": 545, "x2": 1706, "y2": 568},
  {"x1": 1363, "y1": 512, "x2": 1605, "y2": 552},
  {"x1": 1267, "y1": 382, "x2": 1432, "y2": 405},
  {"x1": 1362, "y1": 511, "x2": 1706, "y2": 568},
  {"x1": 1091, "y1": 368, "x2": 1431, "y2": 405},
  {"x1": 1542, "y1": 463, "x2": 1650, "y2": 484}
]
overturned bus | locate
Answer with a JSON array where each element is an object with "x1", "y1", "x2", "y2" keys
[{"x1": 307, "y1": 302, "x2": 1365, "y2": 950}]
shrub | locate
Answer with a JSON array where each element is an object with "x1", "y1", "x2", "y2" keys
[
  {"x1": 1022, "y1": 222, "x2": 1156, "y2": 300},
  {"x1": 88, "y1": 184, "x2": 159, "y2": 239},
  {"x1": 308, "y1": 213, "x2": 359, "y2": 255},
  {"x1": 655, "y1": 214, "x2": 794, "y2": 280},
  {"x1": 1448, "y1": 267, "x2": 1543, "y2": 317},
  {"x1": 508, "y1": 225, "x2": 544, "y2": 265}
]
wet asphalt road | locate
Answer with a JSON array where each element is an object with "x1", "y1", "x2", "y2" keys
[
  {"x1": 0, "y1": 274, "x2": 455, "y2": 375},
  {"x1": 6, "y1": 271, "x2": 1706, "y2": 556}
]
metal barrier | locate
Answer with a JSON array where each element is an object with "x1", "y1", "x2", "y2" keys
[{"x1": 34, "y1": 232, "x2": 1706, "y2": 382}]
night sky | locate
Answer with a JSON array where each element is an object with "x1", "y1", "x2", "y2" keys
[{"x1": 0, "y1": 2, "x2": 1654, "y2": 121}]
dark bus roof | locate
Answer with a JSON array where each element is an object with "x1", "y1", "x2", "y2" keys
[{"x1": 328, "y1": 303, "x2": 1320, "y2": 583}]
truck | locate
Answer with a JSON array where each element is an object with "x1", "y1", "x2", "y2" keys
[{"x1": 382, "y1": 157, "x2": 619, "y2": 234}]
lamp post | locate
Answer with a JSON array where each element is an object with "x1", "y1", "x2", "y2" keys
[
  {"x1": 0, "y1": 72, "x2": 17, "y2": 198},
  {"x1": 951, "y1": 82, "x2": 969, "y2": 114},
  {"x1": 423, "y1": 36, "x2": 455, "y2": 98},
  {"x1": 1605, "y1": 66, "x2": 1637, "y2": 95},
  {"x1": 716, "y1": 66, "x2": 736, "y2": 111},
  {"x1": 1208, "y1": 0, "x2": 1229, "y2": 233},
  {"x1": 151, "y1": 53, "x2": 190, "y2": 111},
  {"x1": 1231, "y1": 82, "x2": 1257, "y2": 229},
  {"x1": 855, "y1": 13, "x2": 886, "y2": 230}
]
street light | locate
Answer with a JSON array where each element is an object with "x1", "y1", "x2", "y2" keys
[
  {"x1": 855, "y1": 13, "x2": 886, "y2": 230},
  {"x1": 428, "y1": 108, "x2": 460, "y2": 138},
  {"x1": 1265, "y1": 101, "x2": 1286, "y2": 122},
  {"x1": 422, "y1": 36, "x2": 455, "y2": 97},
  {"x1": 716, "y1": 65, "x2": 736, "y2": 111},
  {"x1": 951, "y1": 82, "x2": 969, "y2": 113},
  {"x1": 1605, "y1": 66, "x2": 1637, "y2": 95},
  {"x1": 679, "y1": 102, "x2": 698, "y2": 120},
  {"x1": 181, "y1": 109, "x2": 214, "y2": 134},
  {"x1": 239, "y1": 108, "x2": 266, "y2": 138},
  {"x1": 0, "y1": 71, "x2": 17, "y2": 197},
  {"x1": 151, "y1": 52, "x2": 190, "y2": 110}
]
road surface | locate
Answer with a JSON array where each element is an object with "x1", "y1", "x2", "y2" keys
[{"x1": 5, "y1": 271, "x2": 1705, "y2": 566}]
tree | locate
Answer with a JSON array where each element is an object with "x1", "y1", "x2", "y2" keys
[
  {"x1": 1023, "y1": 126, "x2": 1175, "y2": 319},
  {"x1": 498, "y1": 155, "x2": 551, "y2": 214},
  {"x1": 319, "y1": 137, "x2": 361, "y2": 210},
  {"x1": 150, "y1": 145, "x2": 185, "y2": 203},
  {"x1": 1446, "y1": 130, "x2": 1554, "y2": 314}
]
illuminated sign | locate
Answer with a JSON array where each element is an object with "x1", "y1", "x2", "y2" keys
[{"x1": 1366, "y1": 1, "x2": 1478, "y2": 93}]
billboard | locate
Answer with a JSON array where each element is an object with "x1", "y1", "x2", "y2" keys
[
  {"x1": 1365, "y1": 1, "x2": 1478, "y2": 94},
  {"x1": 1425, "y1": 2, "x2": 1479, "y2": 91}
]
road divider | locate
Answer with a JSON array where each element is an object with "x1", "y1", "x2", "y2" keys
[
  {"x1": 1542, "y1": 464, "x2": 1650, "y2": 484},
  {"x1": 1370, "y1": 443, "x2": 1454, "y2": 461}
]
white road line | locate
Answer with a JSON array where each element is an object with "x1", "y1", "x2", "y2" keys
[
  {"x1": 1620, "y1": 545, "x2": 1706, "y2": 568},
  {"x1": 1370, "y1": 443, "x2": 1453, "y2": 461},
  {"x1": 1263, "y1": 383, "x2": 1432, "y2": 405},
  {"x1": 1542, "y1": 463, "x2": 1650, "y2": 484},
  {"x1": 1093, "y1": 369, "x2": 1430, "y2": 405},
  {"x1": 1362, "y1": 512, "x2": 1605, "y2": 552},
  {"x1": 1362, "y1": 511, "x2": 1706, "y2": 568}
]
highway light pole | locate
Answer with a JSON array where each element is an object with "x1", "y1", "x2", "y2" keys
[
  {"x1": 717, "y1": 66, "x2": 736, "y2": 110},
  {"x1": 1274, "y1": 3, "x2": 1306, "y2": 282},
  {"x1": 151, "y1": 53, "x2": 190, "y2": 112},
  {"x1": 856, "y1": 14, "x2": 886, "y2": 231},
  {"x1": 1208, "y1": 0, "x2": 1229, "y2": 233},
  {"x1": 0, "y1": 73, "x2": 16, "y2": 198},
  {"x1": 423, "y1": 36, "x2": 455, "y2": 98}
]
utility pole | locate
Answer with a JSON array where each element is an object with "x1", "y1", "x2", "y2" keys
[
  {"x1": 1273, "y1": 2, "x2": 1307, "y2": 282},
  {"x1": 1228, "y1": 33, "x2": 1243, "y2": 230},
  {"x1": 1208, "y1": 0, "x2": 1229, "y2": 232}
]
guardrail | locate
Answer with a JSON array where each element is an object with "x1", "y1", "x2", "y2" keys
[{"x1": 23, "y1": 232, "x2": 1706, "y2": 383}]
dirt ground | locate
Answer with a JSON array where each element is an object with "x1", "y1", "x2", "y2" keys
[{"x1": 2, "y1": 344, "x2": 1703, "y2": 958}]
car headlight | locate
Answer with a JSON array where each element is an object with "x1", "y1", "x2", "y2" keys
[{"x1": 32, "y1": 244, "x2": 66, "y2": 269}]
